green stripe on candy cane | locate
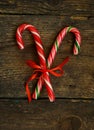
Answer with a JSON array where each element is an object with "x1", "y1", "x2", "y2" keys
[
  {"x1": 75, "y1": 40, "x2": 80, "y2": 52},
  {"x1": 55, "y1": 40, "x2": 59, "y2": 52},
  {"x1": 66, "y1": 26, "x2": 72, "y2": 33},
  {"x1": 67, "y1": 26, "x2": 80, "y2": 53},
  {"x1": 35, "y1": 85, "x2": 40, "y2": 99}
]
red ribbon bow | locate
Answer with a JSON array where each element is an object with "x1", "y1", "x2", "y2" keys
[
  {"x1": 25, "y1": 57, "x2": 69, "y2": 102},
  {"x1": 16, "y1": 24, "x2": 81, "y2": 102}
]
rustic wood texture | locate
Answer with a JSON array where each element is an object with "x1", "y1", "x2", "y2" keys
[
  {"x1": 0, "y1": 0, "x2": 93, "y2": 17},
  {"x1": 0, "y1": 99, "x2": 94, "y2": 130},
  {"x1": 0, "y1": 15, "x2": 94, "y2": 98},
  {"x1": 0, "y1": 0, "x2": 94, "y2": 130}
]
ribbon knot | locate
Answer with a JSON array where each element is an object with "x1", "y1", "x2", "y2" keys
[{"x1": 25, "y1": 57, "x2": 69, "y2": 102}]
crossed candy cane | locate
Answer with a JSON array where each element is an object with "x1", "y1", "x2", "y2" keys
[{"x1": 16, "y1": 24, "x2": 81, "y2": 102}]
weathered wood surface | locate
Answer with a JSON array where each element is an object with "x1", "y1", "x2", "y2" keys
[
  {"x1": 0, "y1": 99, "x2": 94, "y2": 130},
  {"x1": 0, "y1": 15, "x2": 94, "y2": 98},
  {"x1": 0, "y1": 0, "x2": 93, "y2": 17},
  {"x1": 0, "y1": 0, "x2": 94, "y2": 130}
]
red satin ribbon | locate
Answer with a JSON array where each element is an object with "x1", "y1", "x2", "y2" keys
[{"x1": 25, "y1": 56, "x2": 69, "y2": 102}]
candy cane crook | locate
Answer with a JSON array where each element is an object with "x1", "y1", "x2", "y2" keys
[
  {"x1": 16, "y1": 24, "x2": 46, "y2": 66},
  {"x1": 16, "y1": 24, "x2": 81, "y2": 102},
  {"x1": 47, "y1": 26, "x2": 81, "y2": 68}
]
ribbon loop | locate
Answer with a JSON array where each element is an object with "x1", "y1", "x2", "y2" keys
[
  {"x1": 26, "y1": 60, "x2": 41, "y2": 70},
  {"x1": 26, "y1": 57, "x2": 69, "y2": 78},
  {"x1": 49, "y1": 56, "x2": 69, "y2": 77}
]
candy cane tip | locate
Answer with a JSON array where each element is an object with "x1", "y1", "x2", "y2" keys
[
  {"x1": 73, "y1": 47, "x2": 79, "y2": 55},
  {"x1": 74, "y1": 53, "x2": 78, "y2": 55},
  {"x1": 18, "y1": 44, "x2": 24, "y2": 50},
  {"x1": 50, "y1": 100, "x2": 54, "y2": 102},
  {"x1": 74, "y1": 51, "x2": 79, "y2": 55},
  {"x1": 49, "y1": 97, "x2": 55, "y2": 102},
  {"x1": 50, "y1": 99, "x2": 55, "y2": 102},
  {"x1": 20, "y1": 46, "x2": 24, "y2": 50}
]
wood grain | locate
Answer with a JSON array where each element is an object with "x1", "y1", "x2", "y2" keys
[
  {"x1": 0, "y1": 15, "x2": 94, "y2": 56},
  {"x1": 0, "y1": 15, "x2": 94, "y2": 98},
  {"x1": 0, "y1": 0, "x2": 94, "y2": 130},
  {"x1": 0, "y1": 99, "x2": 94, "y2": 130},
  {"x1": 0, "y1": 0, "x2": 93, "y2": 17}
]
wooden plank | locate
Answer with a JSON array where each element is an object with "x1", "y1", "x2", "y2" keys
[
  {"x1": 0, "y1": 99, "x2": 94, "y2": 130},
  {"x1": 0, "y1": 52, "x2": 94, "y2": 98},
  {"x1": 0, "y1": 15, "x2": 94, "y2": 56},
  {"x1": 0, "y1": 0, "x2": 94, "y2": 17},
  {"x1": 0, "y1": 15, "x2": 94, "y2": 98}
]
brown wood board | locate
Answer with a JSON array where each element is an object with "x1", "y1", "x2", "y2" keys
[
  {"x1": 0, "y1": 15, "x2": 94, "y2": 98},
  {"x1": 0, "y1": 0, "x2": 94, "y2": 130},
  {"x1": 0, "y1": 0, "x2": 93, "y2": 17},
  {"x1": 0, "y1": 99, "x2": 94, "y2": 130}
]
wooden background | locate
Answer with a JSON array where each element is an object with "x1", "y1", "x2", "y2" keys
[{"x1": 0, "y1": 0, "x2": 94, "y2": 130}]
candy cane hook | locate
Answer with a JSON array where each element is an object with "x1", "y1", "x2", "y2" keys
[
  {"x1": 16, "y1": 24, "x2": 46, "y2": 67},
  {"x1": 47, "y1": 26, "x2": 81, "y2": 68}
]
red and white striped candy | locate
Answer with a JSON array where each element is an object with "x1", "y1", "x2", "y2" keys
[
  {"x1": 16, "y1": 24, "x2": 55, "y2": 102},
  {"x1": 32, "y1": 26, "x2": 81, "y2": 100},
  {"x1": 47, "y1": 26, "x2": 81, "y2": 68},
  {"x1": 16, "y1": 24, "x2": 81, "y2": 102}
]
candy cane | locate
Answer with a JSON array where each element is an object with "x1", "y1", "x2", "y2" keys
[
  {"x1": 32, "y1": 26, "x2": 81, "y2": 99},
  {"x1": 16, "y1": 24, "x2": 46, "y2": 66},
  {"x1": 16, "y1": 24, "x2": 81, "y2": 102},
  {"x1": 47, "y1": 26, "x2": 81, "y2": 68},
  {"x1": 16, "y1": 24, "x2": 55, "y2": 102}
]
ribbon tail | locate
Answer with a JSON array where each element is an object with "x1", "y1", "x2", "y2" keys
[
  {"x1": 25, "y1": 84, "x2": 32, "y2": 103},
  {"x1": 25, "y1": 73, "x2": 38, "y2": 102},
  {"x1": 59, "y1": 56, "x2": 70, "y2": 68}
]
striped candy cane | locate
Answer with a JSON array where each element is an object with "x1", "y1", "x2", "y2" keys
[
  {"x1": 47, "y1": 26, "x2": 81, "y2": 68},
  {"x1": 16, "y1": 24, "x2": 81, "y2": 102},
  {"x1": 16, "y1": 24, "x2": 55, "y2": 102},
  {"x1": 32, "y1": 26, "x2": 81, "y2": 99}
]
